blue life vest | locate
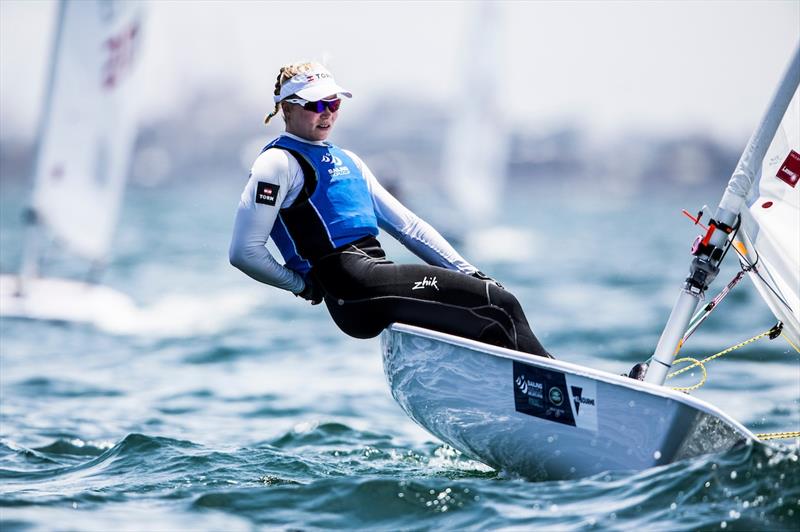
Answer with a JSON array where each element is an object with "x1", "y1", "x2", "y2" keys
[{"x1": 263, "y1": 136, "x2": 379, "y2": 276}]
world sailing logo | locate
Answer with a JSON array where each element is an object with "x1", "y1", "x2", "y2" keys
[
  {"x1": 515, "y1": 375, "x2": 528, "y2": 394},
  {"x1": 514, "y1": 374, "x2": 543, "y2": 398},
  {"x1": 322, "y1": 153, "x2": 349, "y2": 176},
  {"x1": 321, "y1": 153, "x2": 343, "y2": 166}
]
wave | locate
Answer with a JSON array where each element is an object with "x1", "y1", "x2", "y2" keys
[
  {"x1": 1, "y1": 428, "x2": 797, "y2": 530},
  {"x1": 9, "y1": 377, "x2": 122, "y2": 399},
  {"x1": 191, "y1": 441, "x2": 799, "y2": 530}
]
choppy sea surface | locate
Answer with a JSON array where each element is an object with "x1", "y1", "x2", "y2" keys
[{"x1": 1, "y1": 175, "x2": 798, "y2": 531}]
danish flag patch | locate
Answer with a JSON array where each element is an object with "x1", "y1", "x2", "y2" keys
[{"x1": 256, "y1": 181, "x2": 280, "y2": 205}]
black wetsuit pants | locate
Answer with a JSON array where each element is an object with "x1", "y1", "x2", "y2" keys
[{"x1": 310, "y1": 237, "x2": 551, "y2": 357}]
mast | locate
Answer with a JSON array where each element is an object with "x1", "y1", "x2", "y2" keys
[
  {"x1": 17, "y1": 0, "x2": 67, "y2": 292},
  {"x1": 645, "y1": 44, "x2": 800, "y2": 385}
]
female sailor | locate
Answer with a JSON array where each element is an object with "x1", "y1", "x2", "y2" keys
[{"x1": 229, "y1": 61, "x2": 551, "y2": 357}]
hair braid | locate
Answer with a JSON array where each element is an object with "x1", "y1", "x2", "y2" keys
[
  {"x1": 264, "y1": 62, "x2": 316, "y2": 125},
  {"x1": 263, "y1": 67, "x2": 287, "y2": 125}
]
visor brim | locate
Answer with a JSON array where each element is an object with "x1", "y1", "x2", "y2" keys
[{"x1": 295, "y1": 82, "x2": 352, "y2": 102}]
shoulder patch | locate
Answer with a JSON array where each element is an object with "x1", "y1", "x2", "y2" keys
[{"x1": 256, "y1": 181, "x2": 280, "y2": 206}]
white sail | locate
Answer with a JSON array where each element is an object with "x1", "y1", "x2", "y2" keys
[
  {"x1": 0, "y1": 0, "x2": 144, "y2": 323},
  {"x1": 441, "y1": 2, "x2": 508, "y2": 223},
  {"x1": 30, "y1": 0, "x2": 145, "y2": 261},
  {"x1": 737, "y1": 86, "x2": 800, "y2": 348}
]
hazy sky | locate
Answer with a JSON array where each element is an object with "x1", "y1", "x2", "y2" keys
[{"x1": 1, "y1": 1, "x2": 798, "y2": 142}]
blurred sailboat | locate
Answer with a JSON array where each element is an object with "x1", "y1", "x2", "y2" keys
[
  {"x1": 441, "y1": 2, "x2": 535, "y2": 262},
  {"x1": 0, "y1": 0, "x2": 145, "y2": 322}
]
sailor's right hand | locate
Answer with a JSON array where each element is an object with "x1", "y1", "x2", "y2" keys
[{"x1": 296, "y1": 278, "x2": 324, "y2": 305}]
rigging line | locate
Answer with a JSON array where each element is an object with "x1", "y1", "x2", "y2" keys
[
  {"x1": 781, "y1": 332, "x2": 800, "y2": 354},
  {"x1": 667, "y1": 327, "x2": 776, "y2": 380},
  {"x1": 681, "y1": 270, "x2": 748, "y2": 345},
  {"x1": 715, "y1": 213, "x2": 741, "y2": 268},
  {"x1": 723, "y1": 215, "x2": 741, "y2": 258},
  {"x1": 679, "y1": 216, "x2": 744, "y2": 344},
  {"x1": 668, "y1": 323, "x2": 797, "y2": 391},
  {"x1": 668, "y1": 357, "x2": 707, "y2": 392},
  {"x1": 754, "y1": 431, "x2": 800, "y2": 441},
  {"x1": 669, "y1": 326, "x2": 800, "y2": 440},
  {"x1": 733, "y1": 239, "x2": 794, "y2": 312}
]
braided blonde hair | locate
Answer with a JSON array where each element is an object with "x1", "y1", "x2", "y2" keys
[{"x1": 264, "y1": 62, "x2": 317, "y2": 125}]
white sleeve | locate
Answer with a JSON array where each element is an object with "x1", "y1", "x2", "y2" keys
[
  {"x1": 344, "y1": 150, "x2": 477, "y2": 274},
  {"x1": 228, "y1": 149, "x2": 306, "y2": 293}
]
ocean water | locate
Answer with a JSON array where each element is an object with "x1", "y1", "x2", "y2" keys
[{"x1": 1, "y1": 176, "x2": 798, "y2": 531}]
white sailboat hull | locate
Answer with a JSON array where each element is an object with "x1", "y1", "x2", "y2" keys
[
  {"x1": 0, "y1": 274, "x2": 136, "y2": 324},
  {"x1": 382, "y1": 323, "x2": 753, "y2": 480}
]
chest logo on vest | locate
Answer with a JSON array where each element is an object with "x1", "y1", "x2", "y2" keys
[
  {"x1": 322, "y1": 153, "x2": 350, "y2": 177},
  {"x1": 412, "y1": 276, "x2": 439, "y2": 291},
  {"x1": 256, "y1": 181, "x2": 280, "y2": 206}
]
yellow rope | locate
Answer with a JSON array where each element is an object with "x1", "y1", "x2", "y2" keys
[
  {"x1": 754, "y1": 431, "x2": 800, "y2": 441},
  {"x1": 668, "y1": 357, "x2": 707, "y2": 392},
  {"x1": 664, "y1": 327, "x2": 800, "y2": 441},
  {"x1": 667, "y1": 329, "x2": 773, "y2": 381},
  {"x1": 782, "y1": 332, "x2": 800, "y2": 354}
]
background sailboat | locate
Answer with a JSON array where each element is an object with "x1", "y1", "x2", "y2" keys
[
  {"x1": 0, "y1": 0, "x2": 146, "y2": 322},
  {"x1": 439, "y1": 2, "x2": 536, "y2": 262},
  {"x1": 441, "y1": 2, "x2": 506, "y2": 223}
]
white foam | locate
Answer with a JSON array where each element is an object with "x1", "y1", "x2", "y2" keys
[
  {"x1": 95, "y1": 289, "x2": 263, "y2": 337},
  {"x1": 0, "y1": 274, "x2": 264, "y2": 338}
]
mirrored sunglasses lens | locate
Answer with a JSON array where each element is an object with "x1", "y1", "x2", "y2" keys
[
  {"x1": 300, "y1": 99, "x2": 340, "y2": 113},
  {"x1": 302, "y1": 101, "x2": 325, "y2": 112}
]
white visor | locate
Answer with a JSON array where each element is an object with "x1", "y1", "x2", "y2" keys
[{"x1": 274, "y1": 64, "x2": 352, "y2": 103}]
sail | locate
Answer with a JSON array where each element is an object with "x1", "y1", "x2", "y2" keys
[
  {"x1": 737, "y1": 86, "x2": 800, "y2": 348},
  {"x1": 441, "y1": 2, "x2": 508, "y2": 222},
  {"x1": 30, "y1": 0, "x2": 145, "y2": 261}
]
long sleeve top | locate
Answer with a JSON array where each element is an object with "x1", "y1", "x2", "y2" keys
[{"x1": 229, "y1": 133, "x2": 477, "y2": 293}]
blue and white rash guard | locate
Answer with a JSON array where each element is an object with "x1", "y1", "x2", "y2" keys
[{"x1": 229, "y1": 133, "x2": 477, "y2": 294}]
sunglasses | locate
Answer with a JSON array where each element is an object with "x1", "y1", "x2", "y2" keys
[{"x1": 284, "y1": 97, "x2": 341, "y2": 113}]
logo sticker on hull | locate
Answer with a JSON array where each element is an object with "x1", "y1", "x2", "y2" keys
[{"x1": 513, "y1": 361, "x2": 598, "y2": 431}]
